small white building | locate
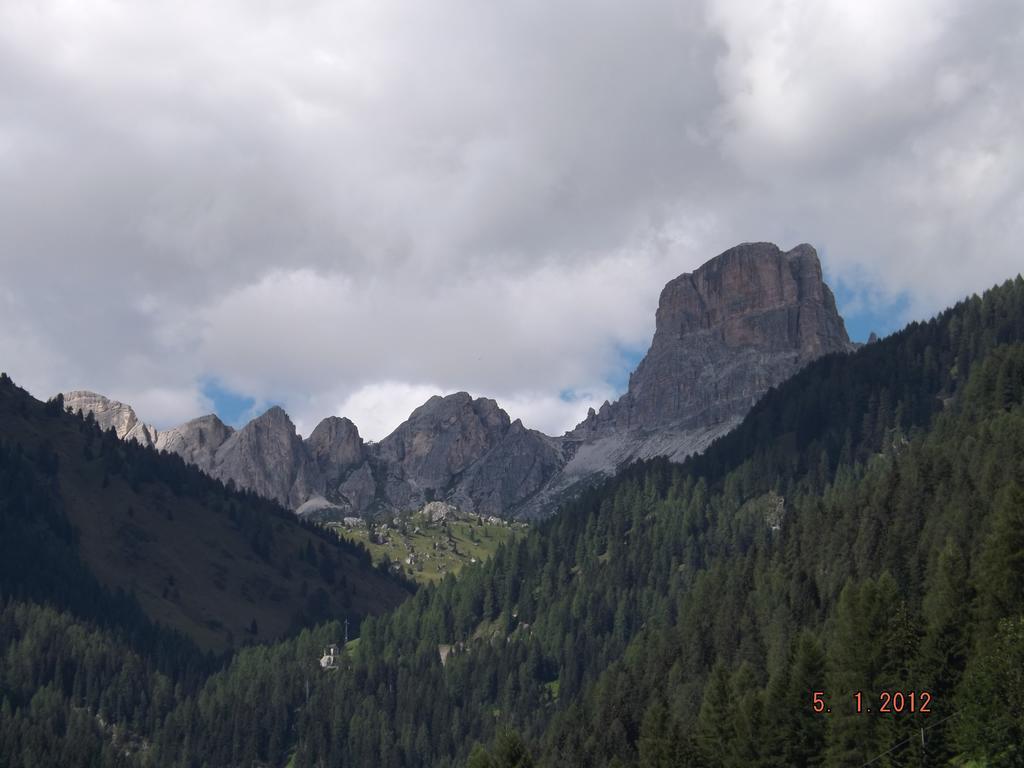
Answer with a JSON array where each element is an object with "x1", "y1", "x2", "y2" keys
[{"x1": 320, "y1": 644, "x2": 340, "y2": 670}]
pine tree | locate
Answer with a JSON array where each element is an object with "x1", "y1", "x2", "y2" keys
[
  {"x1": 976, "y1": 484, "x2": 1024, "y2": 626},
  {"x1": 955, "y1": 616, "x2": 1024, "y2": 765},
  {"x1": 766, "y1": 632, "x2": 827, "y2": 767},
  {"x1": 921, "y1": 539, "x2": 972, "y2": 700},
  {"x1": 637, "y1": 697, "x2": 674, "y2": 768},
  {"x1": 695, "y1": 662, "x2": 735, "y2": 767}
]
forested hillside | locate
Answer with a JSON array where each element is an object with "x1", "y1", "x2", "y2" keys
[
  {"x1": 2, "y1": 275, "x2": 1023, "y2": 767},
  {"x1": 141, "y1": 275, "x2": 1024, "y2": 767},
  {"x1": 0, "y1": 378, "x2": 411, "y2": 764}
]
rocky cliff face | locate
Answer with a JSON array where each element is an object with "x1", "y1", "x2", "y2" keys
[
  {"x1": 63, "y1": 391, "x2": 159, "y2": 446},
  {"x1": 307, "y1": 417, "x2": 364, "y2": 485},
  {"x1": 153, "y1": 414, "x2": 233, "y2": 473},
  {"x1": 454, "y1": 419, "x2": 563, "y2": 517},
  {"x1": 375, "y1": 393, "x2": 510, "y2": 508},
  {"x1": 567, "y1": 242, "x2": 851, "y2": 450},
  {"x1": 57, "y1": 389, "x2": 559, "y2": 517},
  {"x1": 368, "y1": 393, "x2": 563, "y2": 517},
  {"x1": 510, "y1": 242, "x2": 853, "y2": 516},
  {"x1": 300, "y1": 416, "x2": 373, "y2": 515},
  {"x1": 63, "y1": 242, "x2": 852, "y2": 519},
  {"x1": 207, "y1": 406, "x2": 317, "y2": 509}
]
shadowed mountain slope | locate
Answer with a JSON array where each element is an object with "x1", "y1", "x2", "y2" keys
[{"x1": 1, "y1": 377, "x2": 411, "y2": 651}]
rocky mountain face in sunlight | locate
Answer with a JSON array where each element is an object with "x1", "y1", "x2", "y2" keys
[{"x1": 62, "y1": 391, "x2": 161, "y2": 447}]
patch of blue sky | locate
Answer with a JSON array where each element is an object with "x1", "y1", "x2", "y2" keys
[
  {"x1": 608, "y1": 343, "x2": 646, "y2": 393},
  {"x1": 560, "y1": 343, "x2": 648, "y2": 406},
  {"x1": 200, "y1": 379, "x2": 257, "y2": 427},
  {"x1": 829, "y1": 279, "x2": 911, "y2": 343}
]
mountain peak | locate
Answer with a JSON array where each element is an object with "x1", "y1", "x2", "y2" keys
[
  {"x1": 307, "y1": 416, "x2": 365, "y2": 485},
  {"x1": 254, "y1": 404, "x2": 291, "y2": 422},
  {"x1": 153, "y1": 414, "x2": 233, "y2": 473},
  {"x1": 650, "y1": 242, "x2": 847, "y2": 353},
  {"x1": 567, "y1": 241, "x2": 852, "y2": 458},
  {"x1": 212, "y1": 404, "x2": 312, "y2": 507},
  {"x1": 61, "y1": 390, "x2": 158, "y2": 446}
]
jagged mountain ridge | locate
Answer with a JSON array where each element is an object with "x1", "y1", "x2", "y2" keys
[
  {"x1": 64, "y1": 388, "x2": 563, "y2": 519},
  {"x1": 63, "y1": 242, "x2": 853, "y2": 519}
]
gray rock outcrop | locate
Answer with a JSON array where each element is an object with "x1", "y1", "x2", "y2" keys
[
  {"x1": 375, "y1": 393, "x2": 511, "y2": 510},
  {"x1": 62, "y1": 390, "x2": 159, "y2": 446},
  {"x1": 307, "y1": 417, "x2": 365, "y2": 484},
  {"x1": 572, "y1": 242, "x2": 849, "y2": 440},
  {"x1": 208, "y1": 406, "x2": 318, "y2": 509},
  {"x1": 513, "y1": 242, "x2": 853, "y2": 516},
  {"x1": 453, "y1": 419, "x2": 563, "y2": 517},
  {"x1": 153, "y1": 414, "x2": 234, "y2": 473}
]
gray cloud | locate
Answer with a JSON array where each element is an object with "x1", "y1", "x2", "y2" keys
[{"x1": 1, "y1": 0, "x2": 1021, "y2": 438}]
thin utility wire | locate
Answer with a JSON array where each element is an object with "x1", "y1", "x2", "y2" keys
[{"x1": 860, "y1": 711, "x2": 960, "y2": 767}]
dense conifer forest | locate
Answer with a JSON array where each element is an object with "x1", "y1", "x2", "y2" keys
[
  {"x1": 2, "y1": 275, "x2": 1023, "y2": 766},
  {"x1": 0, "y1": 378, "x2": 410, "y2": 765}
]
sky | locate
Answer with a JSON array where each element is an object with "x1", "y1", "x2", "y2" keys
[{"x1": 1, "y1": 0, "x2": 1022, "y2": 440}]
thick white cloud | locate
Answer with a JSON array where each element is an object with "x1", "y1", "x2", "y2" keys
[
  {"x1": 1, "y1": 0, "x2": 1021, "y2": 438},
  {"x1": 192, "y1": 252, "x2": 670, "y2": 437},
  {"x1": 301, "y1": 382, "x2": 454, "y2": 444}
]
